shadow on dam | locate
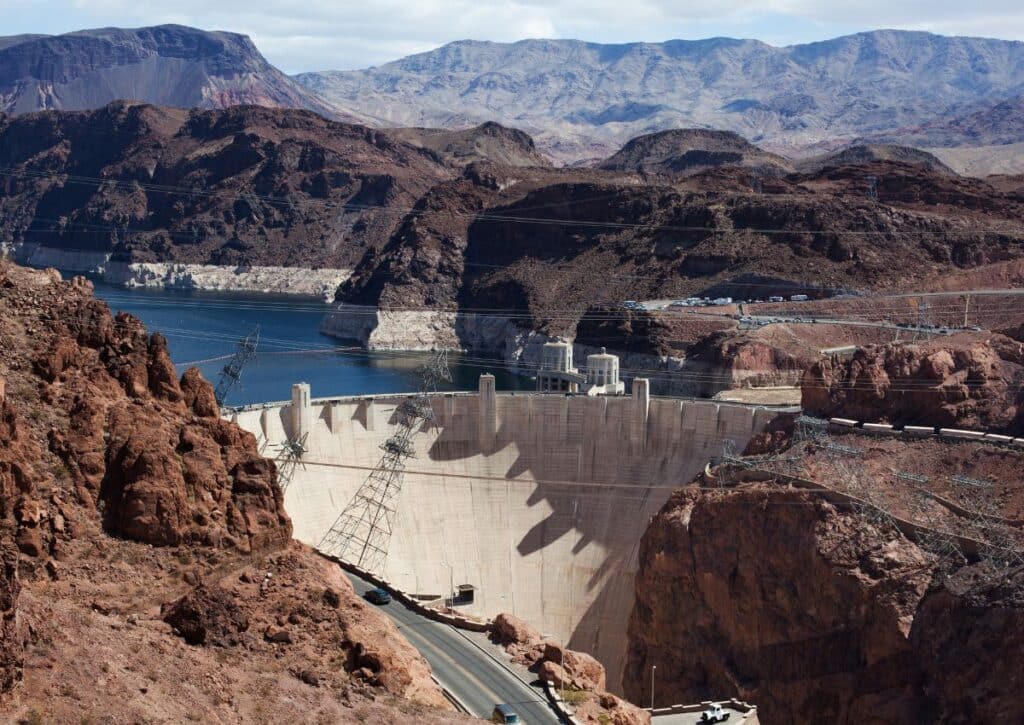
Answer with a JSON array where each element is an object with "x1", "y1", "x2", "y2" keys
[{"x1": 231, "y1": 381, "x2": 784, "y2": 693}]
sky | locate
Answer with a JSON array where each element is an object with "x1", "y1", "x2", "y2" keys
[{"x1": 2, "y1": 0, "x2": 1024, "y2": 73}]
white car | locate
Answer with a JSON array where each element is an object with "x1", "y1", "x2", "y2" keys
[{"x1": 700, "y1": 704, "x2": 730, "y2": 723}]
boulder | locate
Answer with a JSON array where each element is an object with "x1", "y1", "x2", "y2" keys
[{"x1": 162, "y1": 584, "x2": 249, "y2": 646}]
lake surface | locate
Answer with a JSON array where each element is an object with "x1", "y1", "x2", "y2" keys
[{"x1": 91, "y1": 282, "x2": 529, "y2": 406}]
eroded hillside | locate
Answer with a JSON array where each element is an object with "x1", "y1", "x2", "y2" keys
[
  {"x1": 0, "y1": 261, "x2": 463, "y2": 722},
  {"x1": 626, "y1": 420, "x2": 1024, "y2": 723}
]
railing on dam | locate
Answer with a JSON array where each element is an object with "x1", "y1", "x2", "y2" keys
[{"x1": 225, "y1": 386, "x2": 801, "y2": 416}]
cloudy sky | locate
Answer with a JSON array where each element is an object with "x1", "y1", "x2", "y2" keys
[{"x1": 2, "y1": 0, "x2": 1024, "y2": 73}]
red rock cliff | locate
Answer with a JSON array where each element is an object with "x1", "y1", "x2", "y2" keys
[
  {"x1": 625, "y1": 481, "x2": 1024, "y2": 723},
  {"x1": 802, "y1": 332, "x2": 1024, "y2": 432},
  {"x1": 0, "y1": 261, "x2": 457, "y2": 722}
]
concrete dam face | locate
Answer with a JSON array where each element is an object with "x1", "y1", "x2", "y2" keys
[{"x1": 231, "y1": 379, "x2": 780, "y2": 692}]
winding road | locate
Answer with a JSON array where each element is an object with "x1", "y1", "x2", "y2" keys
[{"x1": 343, "y1": 570, "x2": 563, "y2": 724}]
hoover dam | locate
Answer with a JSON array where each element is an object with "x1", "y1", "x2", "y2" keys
[{"x1": 230, "y1": 377, "x2": 786, "y2": 690}]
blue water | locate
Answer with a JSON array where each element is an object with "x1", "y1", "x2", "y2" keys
[{"x1": 91, "y1": 282, "x2": 528, "y2": 406}]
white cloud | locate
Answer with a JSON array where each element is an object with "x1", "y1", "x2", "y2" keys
[{"x1": 3, "y1": 0, "x2": 1024, "y2": 72}]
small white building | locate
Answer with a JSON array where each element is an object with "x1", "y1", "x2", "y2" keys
[{"x1": 584, "y1": 347, "x2": 625, "y2": 396}]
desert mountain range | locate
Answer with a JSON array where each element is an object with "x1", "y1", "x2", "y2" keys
[{"x1": 3, "y1": 25, "x2": 1024, "y2": 171}]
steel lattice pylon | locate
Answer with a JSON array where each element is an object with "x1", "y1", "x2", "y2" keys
[
  {"x1": 270, "y1": 432, "x2": 308, "y2": 494},
  {"x1": 214, "y1": 325, "x2": 260, "y2": 406},
  {"x1": 319, "y1": 350, "x2": 451, "y2": 573}
]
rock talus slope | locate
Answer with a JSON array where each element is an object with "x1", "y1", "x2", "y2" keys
[{"x1": 0, "y1": 260, "x2": 459, "y2": 722}]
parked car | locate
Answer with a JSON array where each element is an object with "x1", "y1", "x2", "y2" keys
[
  {"x1": 700, "y1": 704, "x2": 730, "y2": 723},
  {"x1": 789, "y1": 294, "x2": 809, "y2": 301},
  {"x1": 621, "y1": 300, "x2": 643, "y2": 310},
  {"x1": 491, "y1": 704, "x2": 521, "y2": 723},
  {"x1": 768, "y1": 295, "x2": 785, "y2": 303},
  {"x1": 669, "y1": 299, "x2": 689, "y2": 307},
  {"x1": 363, "y1": 588, "x2": 391, "y2": 605}
]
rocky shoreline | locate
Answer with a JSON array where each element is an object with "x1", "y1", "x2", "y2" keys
[
  {"x1": 320, "y1": 303, "x2": 693, "y2": 392},
  {"x1": 1, "y1": 243, "x2": 350, "y2": 298}
]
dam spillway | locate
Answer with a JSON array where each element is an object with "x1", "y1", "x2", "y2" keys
[{"x1": 231, "y1": 377, "x2": 783, "y2": 691}]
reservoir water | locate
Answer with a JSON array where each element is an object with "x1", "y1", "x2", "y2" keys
[{"x1": 91, "y1": 282, "x2": 528, "y2": 406}]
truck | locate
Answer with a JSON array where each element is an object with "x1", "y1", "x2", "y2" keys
[{"x1": 700, "y1": 704, "x2": 730, "y2": 723}]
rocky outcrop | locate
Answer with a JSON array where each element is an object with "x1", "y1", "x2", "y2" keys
[
  {"x1": 599, "y1": 128, "x2": 793, "y2": 176},
  {"x1": 387, "y1": 122, "x2": 552, "y2": 168},
  {"x1": 625, "y1": 483, "x2": 1024, "y2": 723},
  {"x1": 0, "y1": 261, "x2": 456, "y2": 721},
  {"x1": 802, "y1": 333, "x2": 1024, "y2": 432},
  {"x1": 798, "y1": 144, "x2": 956, "y2": 176},
  {"x1": 0, "y1": 384, "x2": 27, "y2": 695},
  {"x1": 162, "y1": 584, "x2": 249, "y2": 646},
  {"x1": 0, "y1": 102, "x2": 449, "y2": 271},
  {"x1": 490, "y1": 612, "x2": 649, "y2": 725}
]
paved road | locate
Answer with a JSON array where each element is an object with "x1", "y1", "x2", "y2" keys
[{"x1": 344, "y1": 571, "x2": 562, "y2": 724}]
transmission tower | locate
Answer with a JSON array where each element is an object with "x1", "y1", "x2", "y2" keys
[
  {"x1": 270, "y1": 432, "x2": 308, "y2": 494},
  {"x1": 319, "y1": 351, "x2": 452, "y2": 573},
  {"x1": 911, "y1": 302, "x2": 932, "y2": 341},
  {"x1": 214, "y1": 325, "x2": 260, "y2": 406}
]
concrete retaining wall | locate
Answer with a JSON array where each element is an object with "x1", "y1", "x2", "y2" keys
[
  {"x1": 231, "y1": 379, "x2": 783, "y2": 692},
  {"x1": 649, "y1": 700, "x2": 759, "y2": 723},
  {"x1": 827, "y1": 417, "x2": 1024, "y2": 448}
]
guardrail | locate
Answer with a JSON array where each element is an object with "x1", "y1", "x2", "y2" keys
[
  {"x1": 826, "y1": 417, "x2": 1024, "y2": 449},
  {"x1": 542, "y1": 680, "x2": 583, "y2": 725},
  {"x1": 320, "y1": 552, "x2": 491, "y2": 633},
  {"x1": 226, "y1": 389, "x2": 801, "y2": 415}
]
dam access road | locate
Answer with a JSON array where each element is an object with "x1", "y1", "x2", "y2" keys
[{"x1": 343, "y1": 570, "x2": 561, "y2": 723}]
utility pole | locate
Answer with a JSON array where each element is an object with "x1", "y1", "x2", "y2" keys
[
  {"x1": 214, "y1": 325, "x2": 260, "y2": 407},
  {"x1": 963, "y1": 294, "x2": 971, "y2": 328},
  {"x1": 650, "y1": 664, "x2": 656, "y2": 710},
  {"x1": 319, "y1": 351, "x2": 451, "y2": 575}
]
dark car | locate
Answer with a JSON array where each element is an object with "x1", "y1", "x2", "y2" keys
[
  {"x1": 491, "y1": 704, "x2": 521, "y2": 723},
  {"x1": 364, "y1": 588, "x2": 392, "y2": 605}
]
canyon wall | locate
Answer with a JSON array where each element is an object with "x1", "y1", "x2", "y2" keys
[
  {"x1": 625, "y1": 476, "x2": 1024, "y2": 723},
  {"x1": 0, "y1": 261, "x2": 458, "y2": 721},
  {"x1": 320, "y1": 303, "x2": 689, "y2": 392},
  {"x1": 2, "y1": 244, "x2": 349, "y2": 297}
]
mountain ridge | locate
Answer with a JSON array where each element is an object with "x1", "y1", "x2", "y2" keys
[
  {"x1": 295, "y1": 30, "x2": 1024, "y2": 163},
  {"x1": 0, "y1": 24, "x2": 343, "y2": 119}
]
